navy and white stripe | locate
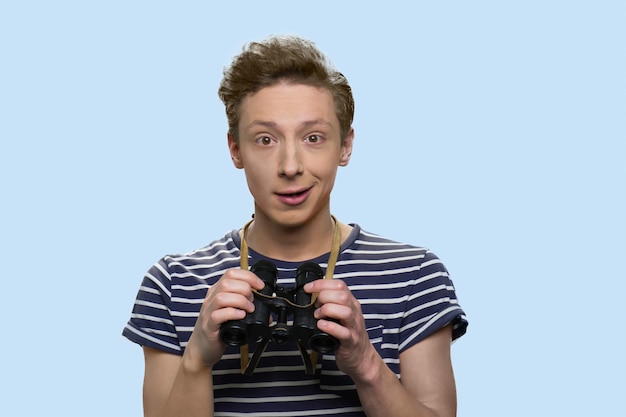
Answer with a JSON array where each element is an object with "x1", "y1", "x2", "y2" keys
[{"x1": 123, "y1": 224, "x2": 467, "y2": 417}]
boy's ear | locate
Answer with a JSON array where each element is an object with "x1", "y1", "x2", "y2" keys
[
  {"x1": 339, "y1": 128, "x2": 354, "y2": 167},
  {"x1": 228, "y1": 133, "x2": 244, "y2": 169}
]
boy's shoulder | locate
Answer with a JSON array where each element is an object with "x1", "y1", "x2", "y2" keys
[
  {"x1": 157, "y1": 229, "x2": 242, "y2": 273},
  {"x1": 345, "y1": 223, "x2": 430, "y2": 252}
]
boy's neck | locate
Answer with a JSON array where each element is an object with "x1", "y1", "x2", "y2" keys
[{"x1": 243, "y1": 212, "x2": 346, "y2": 262}]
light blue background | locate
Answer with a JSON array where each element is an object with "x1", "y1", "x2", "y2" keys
[{"x1": 1, "y1": 2, "x2": 624, "y2": 416}]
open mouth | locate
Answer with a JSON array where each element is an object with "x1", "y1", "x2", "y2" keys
[
  {"x1": 277, "y1": 186, "x2": 311, "y2": 197},
  {"x1": 276, "y1": 187, "x2": 312, "y2": 205},
  {"x1": 279, "y1": 190, "x2": 306, "y2": 197}
]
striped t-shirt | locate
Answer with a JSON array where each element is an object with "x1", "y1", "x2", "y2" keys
[{"x1": 123, "y1": 223, "x2": 468, "y2": 416}]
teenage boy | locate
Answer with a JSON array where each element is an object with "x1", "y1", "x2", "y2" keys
[{"x1": 123, "y1": 35, "x2": 468, "y2": 417}]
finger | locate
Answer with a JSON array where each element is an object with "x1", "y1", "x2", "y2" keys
[
  {"x1": 314, "y1": 303, "x2": 354, "y2": 322},
  {"x1": 304, "y1": 278, "x2": 347, "y2": 293},
  {"x1": 314, "y1": 287, "x2": 353, "y2": 307},
  {"x1": 217, "y1": 278, "x2": 257, "y2": 302},
  {"x1": 211, "y1": 291, "x2": 256, "y2": 313},
  {"x1": 222, "y1": 268, "x2": 266, "y2": 290},
  {"x1": 316, "y1": 317, "x2": 351, "y2": 341},
  {"x1": 209, "y1": 306, "x2": 248, "y2": 327}
]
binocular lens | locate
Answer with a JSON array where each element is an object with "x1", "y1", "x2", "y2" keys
[
  {"x1": 295, "y1": 262, "x2": 324, "y2": 288},
  {"x1": 221, "y1": 326, "x2": 248, "y2": 346},
  {"x1": 251, "y1": 260, "x2": 279, "y2": 294},
  {"x1": 309, "y1": 333, "x2": 340, "y2": 354}
]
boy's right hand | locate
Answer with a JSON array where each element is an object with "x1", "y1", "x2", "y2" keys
[{"x1": 182, "y1": 268, "x2": 265, "y2": 372}]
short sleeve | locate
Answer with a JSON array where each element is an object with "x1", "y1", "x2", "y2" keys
[
  {"x1": 122, "y1": 258, "x2": 183, "y2": 355},
  {"x1": 398, "y1": 250, "x2": 468, "y2": 352}
]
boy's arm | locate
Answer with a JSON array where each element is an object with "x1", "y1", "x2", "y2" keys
[
  {"x1": 352, "y1": 325, "x2": 457, "y2": 417},
  {"x1": 140, "y1": 267, "x2": 264, "y2": 417},
  {"x1": 310, "y1": 277, "x2": 459, "y2": 417},
  {"x1": 142, "y1": 347, "x2": 214, "y2": 417}
]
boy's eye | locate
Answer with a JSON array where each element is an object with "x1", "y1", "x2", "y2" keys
[
  {"x1": 258, "y1": 136, "x2": 272, "y2": 145},
  {"x1": 307, "y1": 135, "x2": 321, "y2": 143}
]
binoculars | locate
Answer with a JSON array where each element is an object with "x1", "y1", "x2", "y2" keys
[{"x1": 220, "y1": 260, "x2": 340, "y2": 373}]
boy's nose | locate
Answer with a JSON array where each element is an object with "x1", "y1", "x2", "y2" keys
[{"x1": 279, "y1": 141, "x2": 303, "y2": 177}]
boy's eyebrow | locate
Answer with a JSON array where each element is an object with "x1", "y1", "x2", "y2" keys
[{"x1": 246, "y1": 119, "x2": 334, "y2": 130}]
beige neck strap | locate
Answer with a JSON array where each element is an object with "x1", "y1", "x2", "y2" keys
[{"x1": 239, "y1": 215, "x2": 342, "y2": 280}]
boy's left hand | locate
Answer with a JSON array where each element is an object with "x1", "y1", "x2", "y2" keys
[{"x1": 304, "y1": 279, "x2": 378, "y2": 381}]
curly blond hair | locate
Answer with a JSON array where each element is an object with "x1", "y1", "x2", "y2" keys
[{"x1": 218, "y1": 35, "x2": 354, "y2": 142}]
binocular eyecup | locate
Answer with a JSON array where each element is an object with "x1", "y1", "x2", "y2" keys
[{"x1": 219, "y1": 260, "x2": 340, "y2": 355}]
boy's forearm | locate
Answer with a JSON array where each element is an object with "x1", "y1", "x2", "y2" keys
[
  {"x1": 353, "y1": 355, "x2": 444, "y2": 417},
  {"x1": 157, "y1": 355, "x2": 214, "y2": 417}
]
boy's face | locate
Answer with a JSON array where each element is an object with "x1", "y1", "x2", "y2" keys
[{"x1": 229, "y1": 82, "x2": 353, "y2": 228}]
